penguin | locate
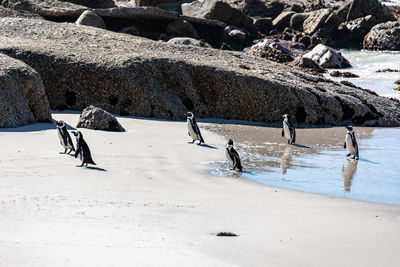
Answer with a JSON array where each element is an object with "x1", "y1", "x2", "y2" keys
[
  {"x1": 186, "y1": 112, "x2": 205, "y2": 144},
  {"x1": 344, "y1": 126, "x2": 359, "y2": 160},
  {"x1": 56, "y1": 120, "x2": 75, "y2": 154},
  {"x1": 225, "y1": 139, "x2": 242, "y2": 172},
  {"x1": 281, "y1": 114, "x2": 296, "y2": 144},
  {"x1": 71, "y1": 131, "x2": 96, "y2": 167}
]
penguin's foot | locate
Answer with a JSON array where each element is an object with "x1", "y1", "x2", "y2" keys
[
  {"x1": 188, "y1": 140, "x2": 195, "y2": 144},
  {"x1": 351, "y1": 155, "x2": 356, "y2": 159},
  {"x1": 355, "y1": 157, "x2": 359, "y2": 160},
  {"x1": 197, "y1": 141, "x2": 203, "y2": 145},
  {"x1": 346, "y1": 153, "x2": 351, "y2": 157},
  {"x1": 59, "y1": 152, "x2": 66, "y2": 154},
  {"x1": 76, "y1": 165, "x2": 83, "y2": 167}
]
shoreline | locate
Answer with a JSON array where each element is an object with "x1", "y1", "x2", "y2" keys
[{"x1": 0, "y1": 112, "x2": 399, "y2": 266}]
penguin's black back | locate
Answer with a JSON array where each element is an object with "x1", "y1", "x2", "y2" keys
[
  {"x1": 79, "y1": 138, "x2": 96, "y2": 165},
  {"x1": 230, "y1": 147, "x2": 242, "y2": 171}
]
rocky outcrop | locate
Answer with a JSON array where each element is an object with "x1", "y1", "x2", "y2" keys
[
  {"x1": 346, "y1": 0, "x2": 395, "y2": 22},
  {"x1": 223, "y1": 25, "x2": 249, "y2": 50},
  {"x1": 0, "y1": 53, "x2": 51, "y2": 128},
  {"x1": 0, "y1": 0, "x2": 89, "y2": 17},
  {"x1": 302, "y1": 8, "x2": 330, "y2": 35},
  {"x1": 181, "y1": 0, "x2": 253, "y2": 31},
  {"x1": 303, "y1": 44, "x2": 351, "y2": 68},
  {"x1": 0, "y1": 5, "x2": 42, "y2": 19},
  {"x1": 59, "y1": 0, "x2": 116, "y2": 8},
  {"x1": 363, "y1": 21, "x2": 400, "y2": 51},
  {"x1": 76, "y1": 10, "x2": 106, "y2": 29},
  {"x1": 272, "y1": 11, "x2": 295, "y2": 32},
  {"x1": 0, "y1": 17, "x2": 398, "y2": 126},
  {"x1": 77, "y1": 105, "x2": 124, "y2": 131}
]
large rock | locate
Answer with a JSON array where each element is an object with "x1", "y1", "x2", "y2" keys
[
  {"x1": 0, "y1": 0, "x2": 89, "y2": 17},
  {"x1": 336, "y1": 15, "x2": 377, "y2": 48},
  {"x1": 77, "y1": 105, "x2": 124, "y2": 131},
  {"x1": 302, "y1": 8, "x2": 331, "y2": 35},
  {"x1": 346, "y1": 0, "x2": 395, "y2": 22},
  {"x1": 272, "y1": 11, "x2": 295, "y2": 32},
  {"x1": 181, "y1": 0, "x2": 253, "y2": 31},
  {"x1": 253, "y1": 17, "x2": 273, "y2": 35},
  {"x1": 303, "y1": 44, "x2": 351, "y2": 69},
  {"x1": 0, "y1": 5, "x2": 42, "y2": 19},
  {"x1": 363, "y1": 21, "x2": 400, "y2": 51},
  {"x1": 166, "y1": 19, "x2": 199, "y2": 39},
  {"x1": 225, "y1": 0, "x2": 284, "y2": 18},
  {"x1": 0, "y1": 17, "x2": 398, "y2": 126},
  {"x1": 0, "y1": 53, "x2": 51, "y2": 128},
  {"x1": 59, "y1": 0, "x2": 116, "y2": 8},
  {"x1": 76, "y1": 10, "x2": 106, "y2": 29},
  {"x1": 290, "y1": 12, "x2": 310, "y2": 31},
  {"x1": 223, "y1": 25, "x2": 249, "y2": 50}
]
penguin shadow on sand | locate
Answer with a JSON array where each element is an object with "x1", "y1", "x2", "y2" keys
[
  {"x1": 342, "y1": 159, "x2": 358, "y2": 192},
  {"x1": 197, "y1": 143, "x2": 218, "y2": 149},
  {"x1": 84, "y1": 166, "x2": 107, "y2": 172}
]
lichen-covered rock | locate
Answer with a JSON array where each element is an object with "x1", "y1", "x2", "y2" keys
[
  {"x1": 0, "y1": 17, "x2": 398, "y2": 126},
  {"x1": 303, "y1": 44, "x2": 351, "y2": 68},
  {"x1": 363, "y1": 21, "x2": 400, "y2": 51},
  {"x1": 76, "y1": 10, "x2": 106, "y2": 29},
  {"x1": 0, "y1": 53, "x2": 51, "y2": 128},
  {"x1": 77, "y1": 105, "x2": 124, "y2": 131}
]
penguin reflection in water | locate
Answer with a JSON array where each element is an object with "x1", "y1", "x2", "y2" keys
[
  {"x1": 344, "y1": 126, "x2": 359, "y2": 160},
  {"x1": 56, "y1": 120, "x2": 75, "y2": 154},
  {"x1": 71, "y1": 131, "x2": 96, "y2": 167},
  {"x1": 186, "y1": 112, "x2": 205, "y2": 144},
  {"x1": 225, "y1": 139, "x2": 243, "y2": 172},
  {"x1": 282, "y1": 114, "x2": 296, "y2": 144}
]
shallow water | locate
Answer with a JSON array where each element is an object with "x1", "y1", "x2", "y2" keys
[
  {"x1": 205, "y1": 124, "x2": 400, "y2": 205},
  {"x1": 327, "y1": 50, "x2": 400, "y2": 99}
]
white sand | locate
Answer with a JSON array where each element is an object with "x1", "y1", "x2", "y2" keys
[{"x1": 0, "y1": 112, "x2": 399, "y2": 267}]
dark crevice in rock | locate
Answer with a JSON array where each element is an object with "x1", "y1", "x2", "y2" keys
[
  {"x1": 65, "y1": 91, "x2": 76, "y2": 106},
  {"x1": 334, "y1": 96, "x2": 355, "y2": 121},
  {"x1": 295, "y1": 106, "x2": 307, "y2": 123}
]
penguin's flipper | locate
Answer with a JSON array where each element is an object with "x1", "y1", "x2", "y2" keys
[
  {"x1": 344, "y1": 142, "x2": 346, "y2": 149},
  {"x1": 291, "y1": 128, "x2": 296, "y2": 144},
  {"x1": 281, "y1": 129, "x2": 284, "y2": 137},
  {"x1": 75, "y1": 146, "x2": 81, "y2": 158}
]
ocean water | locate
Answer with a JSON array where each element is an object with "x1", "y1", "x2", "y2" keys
[
  {"x1": 327, "y1": 50, "x2": 400, "y2": 99},
  {"x1": 208, "y1": 125, "x2": 400, "y2": 205}
]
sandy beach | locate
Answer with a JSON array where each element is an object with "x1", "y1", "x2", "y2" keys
[{"x1": 0, "y1": 112, "x2": 399, "y2": 267}]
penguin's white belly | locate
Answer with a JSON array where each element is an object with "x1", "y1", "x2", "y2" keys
[
  {"x1": 283, "y1": 123, "x2": 291, "y2": 139},
  {"x1": 58, "y1": 130, "x2": 68, "y2": 148},
  {"x1": 187, "y1": 121, "x2": 199, "y2": 140},
  {"x1": 346, "y1": 135, "x2": 355, "y2": 154},
  {"x1": 225, "y1": 149, "x2": 234, "y2": 167}
]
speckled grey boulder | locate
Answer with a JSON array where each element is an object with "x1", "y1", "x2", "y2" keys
[
  {"x1": 363, "y1": 21, "x2": 400, "y2": 51},
  {"x1": 76, "y1": 10, "x2": 106, "y2": 29},
  {"x1": 77, "y1": 105, "x2": 124, "y2": 131},
  {"x1": 0, "y1": 53, "x2": 51, "y2": 128},
  {"x1": 303, "y1": 44, "x2": 351, "y2": 69}
]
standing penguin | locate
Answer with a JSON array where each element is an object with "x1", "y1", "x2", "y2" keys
[
  {"x1": 186, "y1": 112, "x2": 205, "y2": 144},
  {"x1": 56, "y1": 120, "x2": 75, "y2": 154},
  {"x1": 344, "y1": 126, "x2": 359, "y2": 160},
  {"x1": 225, "y1": 139, "x2": 242, "y2": 172},
  {"x1": 71, "y1": 131, "x2": 96, "y2": 167},
  {"x1": 282, "y1": 114, "x2": 296, "y2": 144}
]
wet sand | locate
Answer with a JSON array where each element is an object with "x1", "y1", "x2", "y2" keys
[{"x1": 0, "y1": 113, "x2": 399, "y2": 267}]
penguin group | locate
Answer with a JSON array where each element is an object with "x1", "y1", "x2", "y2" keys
[
  {"x1": 186, "y1": 111, "x2": 359, "y2": 173},
  {"x1": 56, "y1": 120, "x2": 96, "y2": 167}
]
